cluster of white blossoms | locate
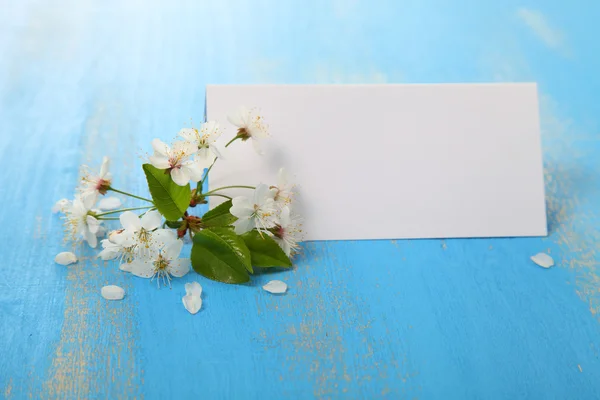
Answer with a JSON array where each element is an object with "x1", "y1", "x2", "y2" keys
[
  {"x1": 230, "y1": 168, "x2": 303, "y2": 256},
  {"x1": 148, "y1": 106, "x2": 268, "y2": 186},
  {"x1": 146, "y1": 106, "x2": 303, "y2": 256},
  {"x1": 55, "y1": 157, "x2": 115, "y2": 248},
  {"x1": 54, "y1": 157, "x2": 190, "y2": 286},
  {"x1": 101, "y1": 210, "x2": 190, "y2": 286},
  {"x1": 53, "y1": 105, "x2": 302, "y2": 305}
]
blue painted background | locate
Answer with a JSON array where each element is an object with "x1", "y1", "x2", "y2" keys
[{"x1": 1, "y1": 0, "x2": 599, "y2": 398}]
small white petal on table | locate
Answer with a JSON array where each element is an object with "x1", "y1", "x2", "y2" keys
[
  {"x1": 54, "y1": 252, "x2": 78, "y2": 265},
  {"x1": 101, "y1": 285, "x2": 125, "y2": 300},
  {"x1": 531, "y1": 253, "x2": 554, "y2": 269},
  {"x1": 97, "y1": 196, "x2": 122, "y2": 210},
  {"x1": 182, "y1": 281, "x2": 203, "y2": 314},
  {"x1": 263, "y1": 280, "x2": 287, "y2": 294},
  {"x1": 182, "y1": 295, "x2": 202, "y2": 314},
  {"x1": 185, "y1": 281, "x2": 202, "y2": 297}
]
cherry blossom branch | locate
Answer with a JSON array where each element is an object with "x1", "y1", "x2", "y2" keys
[{"x1": 108, "y1": 187, "x2": 153, "y2": 203}]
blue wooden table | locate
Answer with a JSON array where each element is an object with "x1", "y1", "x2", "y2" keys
[{"x1": 1, "y1": 1, "x2": 600, "y2": 398}]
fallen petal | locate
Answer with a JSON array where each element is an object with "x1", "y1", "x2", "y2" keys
[
  {"x1": 185, "y1": 281, "x2": 202, "y2": 297},
  {"x1": 531, "y1": 253, "x2": 554, "y2": 269},
  {"x1": 101, "y1": 285, "x2": 125, "y2": 300},
  {"x1": 54, "y1": 252, "x2": 78, "y2": 265},
  {"x1": 182, "y1": 294, "x2": 202, "y2": 314},
  {"x1": 263, "y1": 280, "x2": 287, "y2": 294},
  {"x1": 98, "y1": 197, "x2": 122, "y2": 210}
]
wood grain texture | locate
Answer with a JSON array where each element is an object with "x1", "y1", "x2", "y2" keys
[{"x1": 1, "y1": 0, "x2": 599, "y2": 398}]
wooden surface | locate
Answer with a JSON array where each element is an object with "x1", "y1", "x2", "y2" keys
[{"x1": 1, "y1": 1, "x2": 600, "y2": 398}]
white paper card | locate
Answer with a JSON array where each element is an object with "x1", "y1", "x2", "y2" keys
[{"x1": 206, "y1": 84, "x2": 547, "y2": 241}]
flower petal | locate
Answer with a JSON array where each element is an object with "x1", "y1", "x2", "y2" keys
[
  {"x1": 185, "y1": 281, "x2": 203, "y2": 297},
  {"x1": 99, "y1": 156, "x2": 110, "y2": 178},
  {"x1": 97, "y1": 196, "x2": 122, "y2": 210},
  {"x1": 531, "y1": 253, "x2": 554, "y2": 269},
  {"x1": 101, "y1": 285, "x2": 125, "y2": 300},
  {"x1": 179, "y1": 128, "x2": 198, "y2": 143},
  {"x1": 253, "y1": 183, "x2": 270, "y2": 204},
  {"x1": 86, "y1": 216, "x2": 100, "y2": 234},
  {"x1": 140, "y1": 210, "x2": 162, "y2": 231},
  {"x1": 129, "y1": 259, "x2": 154, "y2": 278},
  {"x1": 52, "y1": 198, "x2": 70, "y2": 214},
  {"x1": 184, "y1": 161, "x2": 205, "y2": 182},
  {"x1": 81, "y1": 190, "x2": 98, "y2": 209},
  {"x1": 98, "y1": 240, "x2": 120, "y2": 260},
  {"x1": 55, "y1": 251, "x2": 78, "y2": 265},
  {"x1": 227, "y1": 106, "x2": 248, "y2": 127},
  {"x1": 233, "y1": 217, "x2": 254, "y2": 235},
  {"x1": 163, "y1": 239, "x2": 184, "y2": 261},
  {"x1": 230, "y1": 197, "x2": 253, "y2": 217},
  {"x1": 151, "y1": 138, "x2": 170, "y2": 156},
  {"x1": 202, "y1": 120, "x2": 221, "y2": 139},
  {"x1": 113, "y1": 230, "x2": 135, "y2": 247},
  {"x1": 281, "y1": 240, "x2": 291, "y2": 257},
  {"x1": 120, "y1": 211, "x2": 142, "y2": 231},
  {"x1": 171, "y1": 168, "x2": 190, "y2": 186},
  {"x1": 182, "y1": 294, "x2": 202, "y2": 314},
  {"x1": 148, "y1": 155, "x2": 171, "y2": 170},
  {"x1": 279, "y1": 206, "x2": 291, "y2": 227},
  {"x1": 152, "y1": 229, "x2": 177, "y2": 247},
  {"x1": 262, "y1": 280, "x2": 287, "y2": 294},
  {"x1": 84, "y1": 229, "x2": 98, "y2": 248},
  {"x1": 210, "y1": 141, "x2": 226, "y2": 160},
  {"x1": 169, "y1": 258, "x2": 190, "y2": 277},
  {"x1": 172, "y1": 140, "x2": 197, "y2": 157}
]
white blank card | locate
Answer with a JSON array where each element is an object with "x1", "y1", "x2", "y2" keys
[{"x1": 206, "y1": 84, "x2": 547, "y2": 241}]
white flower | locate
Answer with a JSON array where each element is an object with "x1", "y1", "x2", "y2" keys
[
  {"x1": 182, "y1": 281, "x2": 202, "y2": 314},
  {"x1": 179, "y1": 121, "x2": 226, "y2": 165},
  {"x1": 269, "y1": 168, "x2": 294, "y2": 207},
  {"x1": 79, "y1": 156, "x2": 112, "y2": 209},
  {"x1": 127, "y1": 238, "x2": 190, "y2": 287},
  {"x1": 54, "y1": 251, "x2": 78, "y2": 265},
  {"x1": 98, "y1": 230, "x2": 136, "y2": 270},
  {"x1": 272, "y1": 206, "x2": 303, "y2": 257},
  {"x1": 63, "y1": 196, "x2": 102, "y2": 248},
  {"x1": 113, "y1": 210, "x2": 176, "y2": 258},
  {"x1": 230, "y1": 184, "x2": 278, "y2": 235},
  {"x1": 52, "y1": 198, "x2": 70, "y2": 214},
  {"x1": 227, "y1": 106, "x2": 269, "y2": 154},
  {"x1": 148, "y1": 139, "x2": 205, "y2": 186}
]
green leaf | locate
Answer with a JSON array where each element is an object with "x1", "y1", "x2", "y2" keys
[
  {"x1": 241, "y1": 230, "x2": 293, "y2": 268},
  {"x1": 142, "y1": 164, "x2": 191, "y2": 221},
  {"x1": 201, "y1": 200, "x2": 237, "y2": 228},
  {"x1": 191, "y1": 227, "x2": 252, "y2": 283}
]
